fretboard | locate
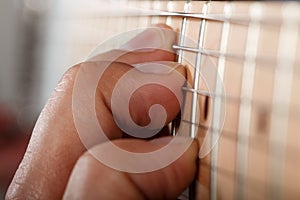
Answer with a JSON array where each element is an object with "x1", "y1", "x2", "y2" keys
[{"x1": 66, "y1": 1, "x2": 300, "y2": 199}]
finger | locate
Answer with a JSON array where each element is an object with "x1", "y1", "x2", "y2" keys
[
  {"x1": 95, "y1": 61, "x2": 187, "y2": 139},
  {"x1": 89, "y1": 24, "x2": 177, "y2": 64},
  {"x1": 63, "y1": 137, "x2": 198, "y2": 200},
  {"x1": 6, "y1": 26, "x2": 181, "y2": 199}
]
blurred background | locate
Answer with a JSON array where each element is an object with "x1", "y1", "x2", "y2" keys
[{"x1": 0, "y1": 0, "x2": 153, "y2": 198}]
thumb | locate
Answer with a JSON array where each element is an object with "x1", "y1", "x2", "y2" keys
[{"x1": 63, "y1": 136, "x2": 198, "y2": 200}]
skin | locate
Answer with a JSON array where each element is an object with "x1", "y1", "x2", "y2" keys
[{"x1": 6, "y1": 26, "x2": 199, "y2": 200}]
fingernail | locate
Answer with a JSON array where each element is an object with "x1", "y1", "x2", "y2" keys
[
  {"x1": 132, "y1": 61, "x2": 185, "y2": 74},
  {"x1": 150, "y1": 136, "x2": 194, "y2": 145},
  {"x1": 120, "y1": 27, "x2": 176, "y2": 52}
]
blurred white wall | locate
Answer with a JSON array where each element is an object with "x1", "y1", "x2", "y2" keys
[
  {"x1": 0, "y1": 0, "x2": 21, "y2": 104},
  {"x1": 0, "y1": 0, "x2": 150, "y2": 126}
]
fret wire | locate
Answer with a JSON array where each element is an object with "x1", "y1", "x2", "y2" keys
[
  {"x1": 268, "y1": 3, "x2": 300, "y2": 200},
  {"x1": 165, "y1": 1, "x2": 174, "y2": 26},
  {"x1": 235, "y1": 3, "x2": 262, "y2": 199},
  {"x1": 174, "y1": 2, "x2": 191, "y2": 200},
  {"x1": 187, "y1": 2, "x2": 208, "y2": 200},
  {"x1": 172, "y1": 1, "x2": 190, "y2": 135},
  {"x1": 190, "y1": 2, "x2": 207, "y2": 139},
  {"x1": 150, "y1": 0, "x2": 161, "y2": 24},
  {"x1": 186, "y1": 2, "x2": 209, "y2": 200},
  {"x1": 177, "y1": 2, "x2": 190, "y2": 64},
  {"x1": 171, "y1": 1, "x2": 187, "y2": 137},
  {"x1": 210, "y1": 3, "x2": 231, "y2": 200}
]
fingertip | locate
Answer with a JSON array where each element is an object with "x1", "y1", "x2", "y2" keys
[{"x1": 150, "y1": 23, "x2": 174, "y2": 30}]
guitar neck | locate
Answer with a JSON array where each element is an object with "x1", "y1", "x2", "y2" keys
[{"x1": 66, "y1": 1, "x2": 300, "y2": 199}]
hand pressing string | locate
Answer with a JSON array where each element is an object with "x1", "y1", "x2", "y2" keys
[{"x1": 6, "y1": 25, "x2": 198, "y2": 200}]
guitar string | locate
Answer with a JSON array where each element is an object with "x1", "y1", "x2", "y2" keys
[
  {"x1": 178, "y1": 118, "x2": 300, "y2": 167},
  {"x1": 150, "y1": 3, "x2": 298, "y2": 200},
  {"x1": 93, "y1": 7, "x2": 300, "y2": 26},
  {"x1": 172, "y1": 44, "x2": 300, "y2": 72},
  {"x1": 92, "y1": 5, "x2": 300, "y2": 71},
  {"x1": 141, "y1": 1, "x2": 300, "y2": 199},
  {"x1": 171, "y1": 1, "x2": 193, "y2": 199},
  {"x1": 190, "y1": 2, "x2": 210, "y2": 199},
  {"x1": 181, "y1": 87, "x2": 300, "y2": 118},
  {"x1": 235, "y1": 3, "x2": 262, "y2": 199},
  {"x1": 101, "y1": 1, "x2": 300, "y2": 199},
  {"x1": 198, "y1": 161, "x2": 300, "y2": 197}
]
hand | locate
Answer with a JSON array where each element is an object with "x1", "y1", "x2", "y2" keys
[{"x1": 6, "y1": 25, "x2": 198, "y2": 200}]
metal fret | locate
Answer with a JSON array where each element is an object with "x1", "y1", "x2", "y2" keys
[
  {"x1": 235, "y1": 3, "x2": 262, "y2": 199},
  {"x1": 268, "y1": 3, "x2": 300, "y2": 200},
  {"x1": 166, "y1": 1, "x2": 174, "y2": 26},
  {"x1": 175, "y1": 2, "x2": 192, "y2": 200},
  {"x1": 190, "y1": 2, "x2": 208, "y2": 139},
  {"x1": 150, "y1": 0, "x2": 161, "y2": 24},
  {"x1": 186, "y1": 2, "x2": 209, "y2": 200},
  {"x1": 177, "y1": 2, "x2": 190, "y2": 63},
  {"x1": 209, "y1": 3, "x2": 232, "y2": 200},
  {"x1": 171, "y1": 1, "x2": 190, "y2": 136}
]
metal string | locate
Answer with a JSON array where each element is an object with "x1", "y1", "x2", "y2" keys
[
  {"x1": 93, "y1": 8, "x2": 300, "y2": 26},
  {"x1": 92, "y1": 1, "x2": 300, "y2": 199},
  {"x1": 181, "y1": 87, "x2": 300, "y2": 117},
  {"x1": 172, "y1": 45, "x2": 300, "y2": 70}
]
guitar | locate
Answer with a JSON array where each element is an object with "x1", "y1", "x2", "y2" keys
[{"x1": 65, "y1": 1, "x2": 300, "y2": 199}]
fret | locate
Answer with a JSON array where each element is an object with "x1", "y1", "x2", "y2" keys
[
  {"x1": 166, "y1": 1, "x2": 174, "y2": 26},
  {"x1": 268, "y1": 3, "x2": 300, "y2": 200},
  {"x1": 175, "y1": 2, "x2": 192, "y2": 200},
  {"x1": 177, "y1": 2, "x2": 190, "y2": 63},
  {"x1": 190, "y1": 1, "x2": 208, "y2": 139},
  {"x1": 235, "y1": 3, "x2": 262, "y2": 199},
  {"x1": 186, "y1": 2, "x2": 209, "y2": 200},
  {"x1": 171, "y1": 1, "x2": 190, "y2": 137},
  {"x1": 136, "y1": 1, "x2": 152, "y2": 26},
  {"x1": 182, "y1": 87, "x2": 300, "y2": 119},
  {"x1": 185, "y1": 2, "x2": 210, "y2": 200},
  {"x1": 150, "y1": 0, "x2": 161, "y2": 24},
  {"x1": 168, "y1": 1, "x2": 176, "y2": 137},
  {"x1": 209, "y1": 3, "x2": 231, "y2": 200}
]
